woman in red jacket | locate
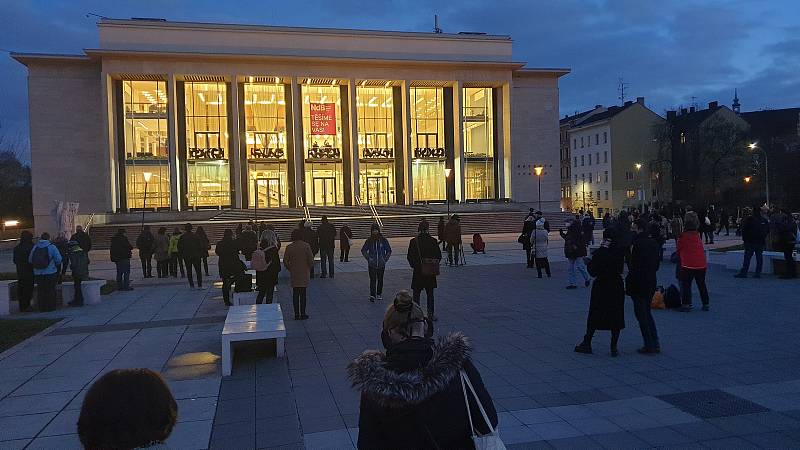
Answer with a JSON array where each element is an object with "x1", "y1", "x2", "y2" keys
[{"x1": 677, "y1": 211, "x2": 710, "y2": 311}]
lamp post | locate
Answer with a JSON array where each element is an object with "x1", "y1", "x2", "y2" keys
[
  {"x1": 141, "y1": 171, "x2": 152, "y2": 229},
  {"x1": 748, "y1": 142, "x2": 770, "y2": 207},
  {"x1": 443, "y1": 168, "x2": 452, "y2": 217},
  {"x1": 533, "y1": 165, "x2": 544, "y2": 211},
  {"x1": 634, "y1": 163, "x2": 643, "y2": 212}
]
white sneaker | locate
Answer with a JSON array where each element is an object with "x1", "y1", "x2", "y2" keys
[{"x1": 377, "y1": 295, "x2": 383, "y2": 301}]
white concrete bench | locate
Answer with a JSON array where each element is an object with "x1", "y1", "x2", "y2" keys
[
  {"x1": 221, "y1": 304, "x2": 286, "y2": 376},
  {"x1": 61, "y1": 280, "x2": 105, "y2": 306},
  {"x1": 0, "y1": 280, "x2": 12, "y2": 316},
  {"x1": 722, "y1": 250, "x2": 785, "y2": 273},
  {"x1": 231, "y1": 290, "x2": 258, "y2": 306}
]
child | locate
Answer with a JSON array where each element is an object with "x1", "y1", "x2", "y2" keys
[{"x1": 470, "y1": 233, "x2": 486, "y2": 254}]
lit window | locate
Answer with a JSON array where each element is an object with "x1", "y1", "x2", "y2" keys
[
  {"x1": 244, "y1": 81, "x2": 288, "y2": 208},
  {"x1": 626, "y1": 190, "x2": 636, "y2": 199},
  {"x1": 358, "y1": 85, "x2": 397, "y2": 204},
  {"x1": 184, "y1": 80, "x2": 230, "y2": 208},
  {"x1": 411, "y1": 87, "x2": 446, "y2": 202}
]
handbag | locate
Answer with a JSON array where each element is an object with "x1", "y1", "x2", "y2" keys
[
  {"x1": 461, "y1": 370, "x2": 506, "y2": 450},
  {"x1": 417, "y1": 239, "x2": 440, "y2": 277}
]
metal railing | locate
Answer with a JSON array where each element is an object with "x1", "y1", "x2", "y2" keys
[
  {"x1": 297, "y1": 195, "x2": 312, "y2": 225},
  {"x1": 355, "y1": 196, "x2": 383, "y2": 228}
]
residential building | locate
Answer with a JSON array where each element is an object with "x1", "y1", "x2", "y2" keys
[{"x1": 559, "y1": 105, "x2": 604, "y2": 211}]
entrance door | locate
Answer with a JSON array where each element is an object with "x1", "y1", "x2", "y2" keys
[
  {"x1": 313, "y1": 177, "x2": 337, "y2": 206},
  {"x1": 366, "y1": 176, "x2": 390, "y2": 205},
  {"x1": 254, "y1": 178, "x2": 281, "y2": 208}
]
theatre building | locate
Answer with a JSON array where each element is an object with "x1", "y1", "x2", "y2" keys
[{"x1": 12, "y1": 19, "x2": 568, "y2": 232}]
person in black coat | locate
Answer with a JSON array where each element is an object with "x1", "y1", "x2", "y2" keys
[
  {"x1": 110, "y1": 228, "x2": 133, "y2": 291},
  {"x1": 255, "y1": 238, "x2": 281, "y2": 304},
  {"x1": 13, "y1": 231, "x2": 35, "y2": 312},
  {"x1": 300, "y1": 221, "x2": 319, "y2": 278},
  {"x1": 575, "y1": 228, "x2": 625, "y2": 357},
  {"x1": 407, "y1": 220, "x2": 443, "y2": 320},
  {"x1": 135, "y1": 225, "x2": 155, "y2": 278},
  {"x1": 348, "y1": 292, "x2": 497, "y2": 450},
  {"x1": 626, "y1": 220, "x2": 661, "y2": 354},
  {"x1": 735, "y1": 206, "x2": 769, "y2": 278},
  {"x1": 521, "y1": 216, "x2": 535, "y2": 268},
  {"x1": 70, "y1": 225, "x2": 92, "y2": 257},
  {"x1": 339, "y1": 224, "x2": 353, "y2": 262},
  {"x1": 177, "y1": 223, "x2": 205, "y2": 289},
  {"x1": 237, "y1": 225, "x2": 259, "y2": 261},
  {"x1": 317, "y1": 216, "x2": 337, "y2": 278},
  {"x1": 560, "y1": 220, "x2": 590, "y2": 289},
  {"x1": 216, "y1": 229, "x2": 243, "y2": 306},
  {"x1": 196, "y1": 226, "x2": 211, "y2": 276}
]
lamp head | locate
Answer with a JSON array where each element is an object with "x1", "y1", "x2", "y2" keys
[
  {"x1": 533, "y1": 166, "x2": 544, "y2": 176},
  {"x1": 443, "y1": 168, "x2": 452, "y2": 178},
  {"x1": 748, "y1": 142, "x2": 757, "y2": 150},
  {"x1": 744, "y1": 176, "x2": 751, "y2": 183},
  {"x1": 143, "y1": 172, "x2": 153, "y2": 183},
  {"x1": 634, "y1": 163, "x2": 642, "y2": 171}
]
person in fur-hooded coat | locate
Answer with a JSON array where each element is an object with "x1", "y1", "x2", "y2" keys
[{"x1": 348, "y1": 291, "x2": 497, "y2": 450}]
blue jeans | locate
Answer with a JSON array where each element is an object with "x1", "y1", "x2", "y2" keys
[
  {"x1": 632, "y1": 295, "x2": 659, "y2": 350},
  {"x1": 320, "y1": 247, "x2": 335, "y2": 276},
  {"x1": 116, "y1": 259, "x2": 131, "y2": 290},
  {"x1": 740, "y1": 244, "x2": 764, "y2": 275},
  {"x1": 568, "y1": 258, "x2": 590, "y2": 286}
]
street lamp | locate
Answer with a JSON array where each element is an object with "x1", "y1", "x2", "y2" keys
[
  {"x1": 747, "y1": 142, "x2": 769, "y2": 206},
  {"x1": 634, "y1": 163, "x2": 644, "y2": 212},
  {"x1": 141, "y1": 171, "x2": 152, "y2": 229},
  {"x1": 443, "y1": 168, "x2": 452, "y2": 217},
  {"x1": 533, "y1": 165, "x2": 544, "y2": 211}
]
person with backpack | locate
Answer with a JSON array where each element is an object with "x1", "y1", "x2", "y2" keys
[
  {"x1": 531, "y1": 218, "x2": 551, "y2": 278},
  {"x1": 110, "y1": 228, "x2": 133, "y2": 291},
  {"x1": 251, "y1": 236, "x2": 281, "y2": 304},
  {"x1": 284, "y1": 229, "x2": 314, "y2": 320},
  {"x1": 677, "y1": 212, "x2": 710, "y2": 311},
  {"x1": 168, "y1": 228, "x2": 184, "y2": 278},
  {"x1": 470, "y1": 233, "x2": 486, "y2": 254},
  {"x1": 216, "y1": 229, "x2": 243, "y2": 307},
  {"x1": 339, "y1": 224, "x2": 353, "y2": 262},
  {"x1": 317, "y1": 216, "x2": 337, "y2": 279},
  {"x1": 177, "y1": 223, "x2": 205, "y2": 289},
  {"x1": 68, "y1": 240, "x2": 90, "y2": 307},
  {"x1": 154, "y1": 227, "x2": 170, "y2": 278},
  {"x1": 734, "y1": 206, "x2": 770, "y2": 278},
  {"x1": 407, "y1": 220, "x2": 442, "y2": 320},
  {"x1": 135, "y1": 225, "x2": 155, "y2": 278},
  {"x1": 560, "y1": 220, "x2": 590, "y2": 289},
  {"x1": 196, "y1": 226, "x2": 211, "y2": 277},
  {"x1": 13, "y1": 231, "x2": 35, "y2": 312},
  {"x1": 362, "y1": 223, "x2": 392, "y2": 303},
  {"x1": 29, "y1": 232, "x2": 63, "y2": 311},
  {"x1": 626, "y1": 219, "x2": 661, "y2": 354}
]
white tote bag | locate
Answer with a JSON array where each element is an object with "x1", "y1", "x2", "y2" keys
[{"x1": 460, "y1": 370, "x2": 507, "y2": 450}]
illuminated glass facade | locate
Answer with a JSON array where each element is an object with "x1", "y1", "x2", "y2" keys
[
  {"x1": 356, "y1": 85, "x2": 395, "y2": 205},
  {"x1": 411, "y1": 87, "x2": 447, "y2": 201},
  {"x1": 301, "y1": 84, "x2": 344, "y2": 206},
  {"x1": 121, "y1": 80, "x2": 170, "y2": 209},
  {"x1": 243, "y1": 81, "x2": 289, "y2": 208},
  {"x1": 463, "y1": 87, "x2": 495, "y2": 199},
  {"x1": 183, "y1": 81, "x2": 231, "y2": 208}
]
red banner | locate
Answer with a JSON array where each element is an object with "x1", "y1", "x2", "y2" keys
[{"x1": 310, "y1": 103, "x2": 336, "y2": 135}]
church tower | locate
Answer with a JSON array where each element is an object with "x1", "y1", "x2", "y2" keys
[{"x1": 732, "y1": 89, "x2": 741, "y2": 113}]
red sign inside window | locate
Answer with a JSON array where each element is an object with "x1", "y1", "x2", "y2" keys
[{"x1": 310, "y1": 103, "x2": 336, "y2": 135}]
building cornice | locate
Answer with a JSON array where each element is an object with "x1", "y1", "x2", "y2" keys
[{"x1": 10, "y1": 52, "x2": 93, "y2": 66}]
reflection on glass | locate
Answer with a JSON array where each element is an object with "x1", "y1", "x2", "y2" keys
[
  {"x1": 184, "y1": 81, "x2": 230, "y2": 208},
  {"x1": 463, "y1": 87, "x2": 494, "y2": 199},
  {"x1": 244, "y1": 82, "x2": 288, "y2": 207},
  {"x1": 411, "y1": 87, "x2": 446, "y2": 201},
  {"x1": 302, "y1": 84, "x2": 344, "y2": 205},
  {"x1": 122, "y1": 80, "x2": 170, "y2": 209},
  {"x1": 357, "y1": 86, "x2": 395, "y2": 204}
]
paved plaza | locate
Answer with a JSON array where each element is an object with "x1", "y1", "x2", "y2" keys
[{"x1": 2, "y1": 233, "x2": 800, "y2": 449}]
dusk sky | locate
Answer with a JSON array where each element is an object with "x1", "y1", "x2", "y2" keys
[{"x1": 1, "y1": 0, "x2": 799, "y2": 162}]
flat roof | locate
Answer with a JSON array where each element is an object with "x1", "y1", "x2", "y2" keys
[{"x1": 98, "y1": 18, "x2": 512, "y2": 41}]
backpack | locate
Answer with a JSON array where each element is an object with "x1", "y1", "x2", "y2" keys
[
  {"x1": 31, "y1": 246, "x2": 52, "y2": 270},
  {"x1": 664, "y1": 284, "x2": 681, "y2": 309},
  {"x1": 250, "y1": 249, "x2": 268, "y2": 271}
]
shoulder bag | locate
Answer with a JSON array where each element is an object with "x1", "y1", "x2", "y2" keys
[
  {"x1": 461, "y1": 370, "x2": 506, "y2": 450},
  {"x1": 417, "y1": 238, "x2": 440, "y2": 277}
]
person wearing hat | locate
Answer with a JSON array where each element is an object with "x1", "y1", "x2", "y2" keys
[
  {"x1": 68, "y1": 240, "x2": 90, "y2": 306},
  {"x1": 348, "y1": 291, "x2": 498, "y2": 450},
  {"x1": 361, "y1": 223, "x2": 392, "y2": 303},
  {"x1": 407, "y1": 219, "x2": 442, "y2": 320},
  {"x1": 444, "y1": 214, "x2": 462, "y2": 266},
  {"x1": 531, "y1": 218, "x2": 551, "y2": 278}
]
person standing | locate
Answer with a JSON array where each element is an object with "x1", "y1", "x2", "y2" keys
[
  {"x1": 317, "y1": 216, "x2": 337, "y2": 279},
  {"x1": 52, "y1": 232, "x2": 70, "y2": 283},
  {"x1": 252, "y1": 236, "x2": 281, "y2": 304},
  {"x1": 677, "y1": 212, "x2": 710, "y2": 311},
  {"x1": 68, "y1": 240, "x2": 89, "y2": 307},
  {"x1": 361, "y1": 224, "x2": 392, "y2": 303},
  {"x1": 259, "y1": 224, "x2": 281, "y2": 250},
  {"x1": 734, "y1": 206, "x2": 769, "y2": 278},
  {"x1": 407, "y1": 220, "x2": 442, "y2": 320},
  {"x1": 602, "y1": 212, "x2": 613, "y2": 230},
  {"x1": 671, "y1": 213, "x2": 684, "y2": 246},
  {"x1": 437, "y1": 216, "x2": 446, "y2": 251},
  {"x1": 110, "y1": 229, "x2": 133, "y2": 291},
  {"x1": 196, "y1": 226, "x2": 211, "y2": 277},
  {"x1": 531, "y1": 218, "x2": 551, "y2": 278},
  {"x1": 135, "y1": 225, "x2": 155, "y2": 278},
  {"x1": 177, "y1": 223, "x2": 204, "y2": 289},
  {"x1": 521, "y1": 215, "x2": 535, "y2": 268},
  {"x1": 29, "y1": 232, "x2": 63, "y2": 311},
  {"x1": 13, "y1": 231, "x2": 35, "y2": 312},
  {"x1": 238, "y1": 225, "x2": 259, "y2": 261},
  {"x1": 777, "y1": 208, "x2": 798, "y2": 279},
  {"x1": 168, "y1": 228, "x2": 184, "y2": 278},
  {"x1": 154, "y1": 227, "x2": 170, "y2": 278},
  {"x1": 70, "y1": 225, "x2": 92, "y2": 255},
  {"x1": 560, "y1": 220, "x2": 590, "y2": 289},
  {"x1": 716, "y1": 208, "x2": 730, "y2": 236},
  {"x1": 284, "y1": 229, "x2": 314, "y2": 320},
  {"x1": 215, "y1": 229, "x2": 243, "y2": 307},
  {"x1": 445, "y1": 214, "x2": 463, "y2": 266},
  {"x1": 626, "y1": 219, "x2": 661, "y2": 354},
  {"x1": 575, "y1": 228, "x2": 625, "y2": 357},
  {"x1": 582, "y1": 213, "x2": 596, "y2": 246},
  {"x1": 339, "y1": 224, "x2": 353, "y2": 262}
]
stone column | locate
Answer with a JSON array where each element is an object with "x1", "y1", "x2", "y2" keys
[
  {"x1": 348, "y1": 80, "x2": 360, "y2": 205},
  {"x1": 453, "y1": 81, "x2": 465, "y2": 202},
  {"x1": 101, "y1": 72, "x2": 118, "y2": 212},
  {"x1": 500, "y1": 82, "x2": 513, "y2": 199},
  {"x1": 228, "y1": 75, "x2": 243, "y2": 209},
  {"x1": 290, "y1": 78, "x2": 305, "y2": 205},
  {"x1": 166, "y1": 74, "x2": 181, "y2": 210},
  {"x1": 402, "y1": 80, "x2": 413, "y2": 204}
]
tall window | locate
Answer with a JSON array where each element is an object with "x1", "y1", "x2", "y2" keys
[
  {"x1": 122, "y1": 80, "x2": 170, "y2": 209},
  {"x1": 603, "y1": 132, "x2": 607, "y2": 143},
  {"x1": 573, "y1": 156, "x2": 577, "y2": 167},
  {"x1": 184, "y1": 81, "x2": 230, "y2": 208},
  {"x1": 581, "y1": 137, "x2": 584, "y2": 148},
  {"x1": 411, "y1": 87, "x2": 446, "y2": 201},
  {"x1": 463, "y1": 87, "x2": 494, "y2": 199},
  {"x1": 244, "y1": 80, "x2": 288, "y2": 208},
  {"x1": 357, "y1": 85, "x2": 395, "y2": 205},
  {"x1": 604, "y1": 151, "x2": 608, "y2": 163},
  {"x1": 302, "y1": 83, "x2": 344, "y2": 206}
]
